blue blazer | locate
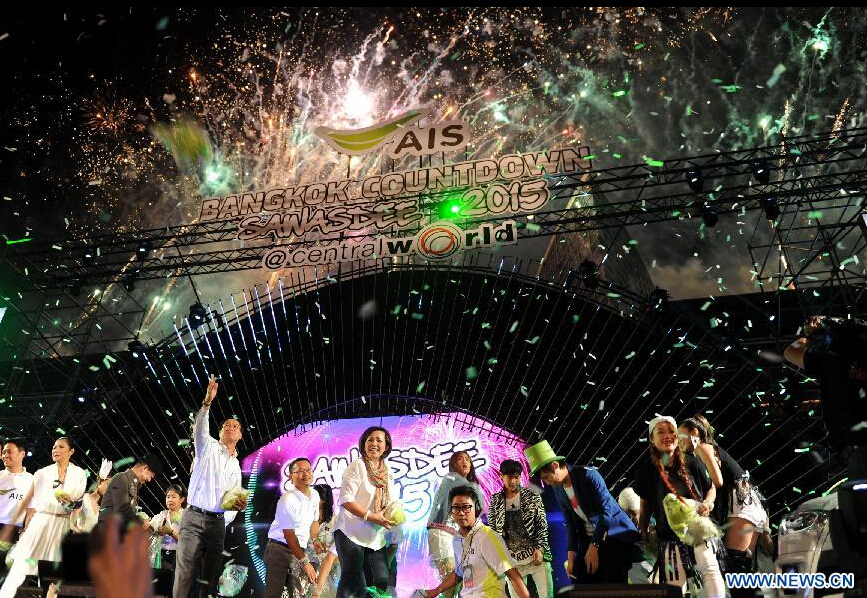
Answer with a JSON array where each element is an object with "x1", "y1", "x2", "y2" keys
[{"x1": 552, "y1": 464, "x2": 640, "y2": 552}]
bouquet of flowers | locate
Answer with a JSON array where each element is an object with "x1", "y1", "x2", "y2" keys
[
  {"x1": 220, "y1": 487, "x2": 249, "y2": 510},
  {"x1": 384, "y1": 500, "x2": 407, "y2": 525},
  {"x1": 218, "y1": 564, "x2": 248, "y2": 597},
  {"x1": 662, "y1": 493, "x2": 721, "y2": 547}
]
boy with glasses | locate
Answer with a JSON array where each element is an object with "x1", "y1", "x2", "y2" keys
[{"x1": 422, "y1": 486, "x2": 530, "y2": 598}]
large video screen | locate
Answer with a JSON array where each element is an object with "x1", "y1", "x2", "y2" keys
[{"x1": 241, "y1": 413, "x2": 529, "y2": 598}]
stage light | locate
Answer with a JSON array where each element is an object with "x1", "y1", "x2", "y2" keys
[
  {"x1": 189, "y1": 303, "x2": 207, "y2": 328},
  {"x1": 751, "y1": 160, "x2": 771, "y2": 184},
  {"x1": 74, "y1": 384, "x2": 93, "y2": 404},
  {"x1": 127, "y1": 340, "x2": 146, "y2": 358},
  {"x1": 700, "y1": 204, "x2": 719, "y2": 227},
  {"x1": 686, "y1": 168, "x2": 704, "y2": 193},
  {"x1": 136, "y1": 240, "x2": 152, "y2": 260},
  {"x1": 122, "y1": 269, "x2": 139, "y2": 292},
  {"x1": 577, "y1": 259, "x2": 599, "y2": 289},
  {"x1": 650, "y1": 287, "x2": 670, "y2": 311},
  {"x1": 760, "y1": 196, "x2": 780, "y2": 220}
]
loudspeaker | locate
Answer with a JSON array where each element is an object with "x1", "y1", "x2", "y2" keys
[{"x1": 556, "y1": 584, "x2": 682, "y2": 597}]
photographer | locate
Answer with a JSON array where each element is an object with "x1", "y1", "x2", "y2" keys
[{"x1": 784, "y1": 316, "x2": 867, "y2": 479}]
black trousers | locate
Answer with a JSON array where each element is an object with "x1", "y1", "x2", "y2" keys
[
  {"x1": 334, "y1": 530, "x2": 390, "y2": 598},
  {"x1": 173, "y1": 508, "x2": 226, "y2": 598},
  {"x1": 571, "y1": 537, "x2": 634, "y2": 585}
]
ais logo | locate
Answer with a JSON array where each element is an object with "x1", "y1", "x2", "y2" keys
[{"x1": 314, "y1": 107, "x2": 469, "y2": 159}]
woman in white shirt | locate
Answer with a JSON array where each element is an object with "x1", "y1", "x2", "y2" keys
[
  {"x1": 333, "y1": 427, "x2": 398, "y2": 598},
  {"x1": 0, "y1": 437, "x2": 88, "y2": 598}
]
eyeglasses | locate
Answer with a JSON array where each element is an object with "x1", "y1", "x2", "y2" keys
[
  {"x1": 450, "y1": 504, "x2": 474, "y2": 514},
  {"x1": 291, "y1": 468, "x2": 313, "y2": 475}
]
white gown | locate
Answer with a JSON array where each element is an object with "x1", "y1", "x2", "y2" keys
[{"x1": 0, "y1": 463, "x2": 87, "y2": 598}]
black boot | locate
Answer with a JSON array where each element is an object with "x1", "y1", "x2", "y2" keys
[{"x1": 727, "y1": 548, "x2": 756, "y2": 598}]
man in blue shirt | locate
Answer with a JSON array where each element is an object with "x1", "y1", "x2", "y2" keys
[{"x1": 525, "y1": 441, "x2": 639, "y2": 584}]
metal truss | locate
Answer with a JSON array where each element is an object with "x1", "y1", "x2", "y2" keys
[
  {"x1": 3, "y1": 127, "x2": 866, "y2": 289},
  {"x1": 2, "y1": 127, "x2": 866, "y2": 431}
]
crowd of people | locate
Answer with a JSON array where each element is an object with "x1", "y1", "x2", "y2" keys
[{"x1": 0, "y1": 374, "x2": 774, "y2": 598}]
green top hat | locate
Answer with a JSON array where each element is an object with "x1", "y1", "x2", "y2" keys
[{"x1": 524, "y1": 440, "x2": 565, "y2": 475}]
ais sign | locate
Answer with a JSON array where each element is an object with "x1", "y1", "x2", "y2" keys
[
  {"x1": 313, "y1": 107, "x2": 469, "y2": 159},
  {"x1": 195, "y1": 108, "x2": 591, "y2": 268}
]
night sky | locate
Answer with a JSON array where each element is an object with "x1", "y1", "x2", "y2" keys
[{"x1": 1, "y1": 7, "x2": 865, "y2": 330}]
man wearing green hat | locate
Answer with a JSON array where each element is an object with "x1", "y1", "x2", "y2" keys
[{"x1": 524, "y1": 441, "x2": 639, "y2": 585}]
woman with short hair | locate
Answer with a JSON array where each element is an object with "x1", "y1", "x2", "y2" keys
[{"x1": 333, "y1": 426, "x2": 398, "y2": 598}]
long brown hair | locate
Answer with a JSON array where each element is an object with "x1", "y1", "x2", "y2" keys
[
  {"x1": 449, "y1": 451, "x2": 479, "y2": 484},
  {"x1": 648, "y1": 432, "x2": 699, "y2": 504},
  {"x1": 691, "y1": 413, "x2": 721, "y2": 463}
]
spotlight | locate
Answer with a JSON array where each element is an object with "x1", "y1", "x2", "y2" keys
[
  {"x1": 650, "y1": 287, "x2": 670, "y2": 311},
  {"x1": 760, "y1": 196, "x2": 780, "y2": 220},
  {"x1": 751, "y1": 160, "x2": 771, "y2": 185},
  {"x1": 700, "y1": 204, "x2": 719, "y2": 227},
  {"x1": 74, "y1": 384, "x2": 93, "y2": 404},
  {"x1": 189, "y1": 303, "x2": 207, "y2": 328},
  {"x1": 136, "y1": 240, "x2": 152, "y2": 260},
  {"x1": 82, "y1": 247, "x2": 97, "y2": 265},
  {"x1": 577, "y1": 259, "x2": 599, "y2": 289},
  {"x1": 685, "y1": 168, "x2": 704, "y2": 193},
  {"x1": 127, "y1": 340, "x2": 146, "y2": 358},
  {"x1": 122, "y1": 269, "x2": 139, "y2": 292}
]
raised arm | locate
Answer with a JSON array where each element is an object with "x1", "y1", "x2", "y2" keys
[{"x1": 195, "y1": 375, "x2": 219, "y2": 457}]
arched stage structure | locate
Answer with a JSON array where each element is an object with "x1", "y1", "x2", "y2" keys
[{"x1": 2, "y1": 254, "x2": 854, "y2": 529}]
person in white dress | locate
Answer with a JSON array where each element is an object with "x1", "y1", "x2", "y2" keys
[{"x1": 0, "y1": 437, "x2": 88, "y2": 598}]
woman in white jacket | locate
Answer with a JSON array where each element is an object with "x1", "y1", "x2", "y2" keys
[
  {"x1": 333, "y1": 426, "x2": 398, "y2": 598},
  {"x1": 0, "y1": 437, "x2": 88, "y2": 598}
]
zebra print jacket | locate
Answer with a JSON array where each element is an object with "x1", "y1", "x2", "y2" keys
[{"x1": 488, "y1": 487, "x2": 552, "y2": 562}]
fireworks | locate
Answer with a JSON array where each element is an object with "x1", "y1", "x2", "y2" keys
[{"x1": 3, "y1": 7, "x2": 866, "y2": 343}]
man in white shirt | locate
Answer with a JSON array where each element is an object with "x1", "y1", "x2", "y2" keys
[
  {"x1": 423, "y1": 486, "x2": 530, "y2": 598},
  {"x1": 0, "y1": 440, "x2": 33, "y2": 531},
  {"x1": 174, "y1": 375, "x2": 247, "y2": 598},
  {"x1": 0, "y1": 438, "x2": 33, "y2": 577},
  {"x1": 263, "y1": 457, "x2": 320, "y2": 598}
]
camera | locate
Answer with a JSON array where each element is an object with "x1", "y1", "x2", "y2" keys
[{"x1": 803, "y1": 316, "x2": 867, "y2": 354}]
